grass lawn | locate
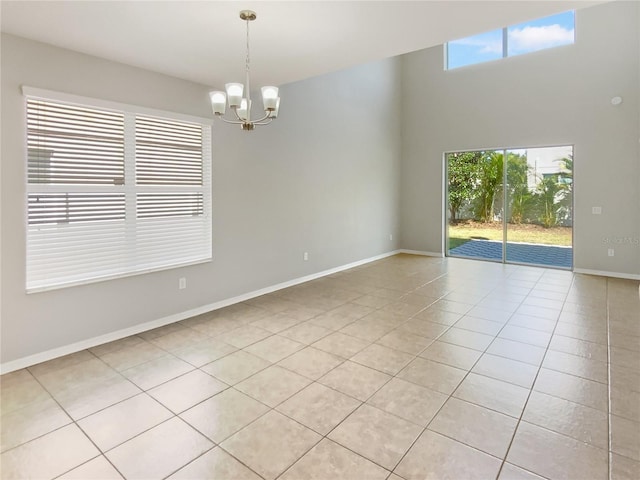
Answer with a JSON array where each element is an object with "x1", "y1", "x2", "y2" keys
[{"x1": 449, "y1": 220, "x2": 572, "y2": 250}]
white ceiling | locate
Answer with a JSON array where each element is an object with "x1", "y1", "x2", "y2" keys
[{"x1": 1, "y1": 1, "x2": 605, "y2": 89}]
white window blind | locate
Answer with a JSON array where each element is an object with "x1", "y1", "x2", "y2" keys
[{"x1": 24, "y1": 88, "x2": 212, "y2": 293}]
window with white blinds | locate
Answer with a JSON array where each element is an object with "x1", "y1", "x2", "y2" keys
[{"x1": 24, "y1": 88, "x2": 212, "y2": 293}]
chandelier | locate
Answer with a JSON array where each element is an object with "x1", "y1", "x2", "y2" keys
[{"x1": 209, "y1": 10, "x2": 280, "y2": 131}]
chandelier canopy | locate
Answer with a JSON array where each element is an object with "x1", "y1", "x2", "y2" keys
[{"x1": 209, "y1": 10, "x2": 280, "y2": 131}]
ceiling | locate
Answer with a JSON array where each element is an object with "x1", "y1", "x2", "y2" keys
[{"x1": 1, "y1": 1, "x2": 605, "y2": 89}]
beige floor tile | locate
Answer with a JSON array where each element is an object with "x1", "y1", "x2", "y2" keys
[
  {"x1": 454, "y1": 316, "x2": 504, "y2": 336},
  {"x1": 418, "y1": 340, "x2": 482, "y2": 370},
  {"x1": 310, "y1": 303, "x2": 374, "y2": 330},
  {"x1": 439, "y1": 327, "x2": 494, "y2": 352},
  {"x1": 33, "y1": 357, "x2": 118, "y2": 397},
  {"x1": 375, "y1": 330, "x2": 432, "y2": 355},
  {"x1": 395, "y1": 429, "x2": 502, "y2": 480},
  {"x1": 139, "y1": 322, "x2": 188, "y2": 341},
  {"x1": 381, "y1": 301, "x2": 425, "y2": 317},
  {"x1": 0, "y1": 424, "x2": 100, "y2": 480},
  {"x1": 277, "y1": 382, "x2": 361, "y2": 435},
  {"x1": 548, "y1": 334, "x2": 608, "y2": 362},
  {"x1": 397, "y1": 357, "x2": 467, "y2": 395},
  {"x1": 515, "y1": 305, "x2": 560, "y2": 321},
  {"x1": 472, "y1": 354, "x2": 539, "y2": 388},
  {"x1": 611, "y1": 414, "x2": 640, "y2": 461},
  {"x1": 170, "y1": 337, "x2": 237, "y2": 367},
  {"x1": 244, "y1": 335, "x2": 305, "y2": 363},
  {"x1": 610, "y1": 452, "x2": 640, "y2": 480},
  {"x1": 236, "y1": 365, "x2": 311, "y2": 407},
  {"x1": 148, "y1": 370, "x2": 227, "y2": 413},
  {"x1": 542, "y1": 349, "x2": 608, "y2": 384},
  {"x1": 339, "y1": 318, "x2": 396, "y2": 342},
  {"x1": 611, "y1": 365, "x2": 640, "y2": 394},
  {"x1": 55, "y1": 374, "x2": 141, "y2": 420},
  {"x1": 554, "y1": 322, "x2": 608, "y2": 345},
  {"x1": 466, "y1": 306, "x2": 514, "y2": 323},
  {"x1": 89, "y1": 336, "x2": 146, "y2": 357},
  {"x1": 250, "y1": 313, "x2": 304, "y2": 333},
  {"x1": 278, "y1": 347, "x2": 344, "y2": 380},
  {"x1": 351, "y1": 343, "x2": 414, "y2": 375},
  {"x1": 216, "y1": 325, "x2": 273, "y2": 349},
  {"x1": 498, "y1": 463, "x2": 546, "y2": 480},
  {"x1": 498, "y1": 325, "x2": 551, "y2": 348},
  {"x1": 221, "y1": 410, "x2": 321, "y2": 480},
  {"x1": 121, "y1": 355, "x2": 194, "y2": 390},
  {"x1": 611, "y1": 347, "x2": 640, "y2": 371},
  {"x1": 0, "y1": 370, "x2": 51, "y2": 415},
  {"x1": 169, "y1": 447, "x2": 261, "y2": 479},
  {"x1": 508, "y1": 313, "x2": 556, "y2": 333},
  {"x1": 280, "y1": 322, "x2": 332, "y2": 344},
  {"x1": 58, "y1": 455, "x2": 123, "y2": 479},
  {"x1": 1, "y1": 396, "x2": 71, "y2": 452},
  {"x1": 454, "y1": 373, "x2": 529, "y2": 418},
  {"x1": 610, "y1": 332, "x2": 640, "y2": 353},
  {"x1": 413, "y1": 308, "x2": 463, "y2": 326},
  {"x1": 99, "y1": 341, "x2": 167, "y2": 371},
  {"x1": 352, "y1": 294, "x2": 393, "y2": 309},
  {"x1": 367, "y1": 378, "x2": 447, "y2": 426},
  {"x1": 328, "y1": 404, "x2": 422, "y2": 470},
  {"x1": 611, "y1": 388, "x2": 640, "y2": 422},
  {"x1": 27, "y1": 350, "x2": 95, "y2": 379},
  {"x1": 180, "y1": 388, "x2": 269, "y2": 443},
  {"x1": 106, "y1": 417, "x2": 212, "y2": 478},
  {"x1": 522, "y1": 391, "x2": 608, "y2": 449},
  {"x1": 429, "y1": 397, "x2": 518, "y2": 457},
  {"x1": 319, "y1": 361, "x2": 391, "y2": 401},
  {"x1": 533, "y1": 368, "x2": 608, "y2": 412},
  {"x1": 311, "y1": 331, "x2": 370, "y2": 358},
  {"x1": 201, "y1": 350, "x2": 270, "y2": 385},
  {"x1": 507, "y1": 421, "x2": 608, "y2": 480},
  {"x1": 278, "y1": 303, "x2": 326, "y2": 321},
  {"x1": 397, "y1": 317, "x2": 449, "y2": 339},
  {"x1": 150, "y1": 328, "x2": 207, "y2": 352},
  {"x1": 280, "y1": 438, "x2": 389, "y2": 480},
  {"x1": 487, "y1": 338, "x2": 546, "y2": 366},
  {"x1": 77, "y1": 393, "x2": 172, "y2": 451},
  {"x1": 430, "y1": 299, "x2": 474, "y2": 315}
]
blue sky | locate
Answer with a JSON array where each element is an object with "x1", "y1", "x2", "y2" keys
[{"x1": 448, "y1": 11, "x2": 575, "y2": 69}]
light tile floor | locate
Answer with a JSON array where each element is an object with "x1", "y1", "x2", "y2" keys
[{"x1": 1, "y1": 254, "x2": 639, "y2": 479}]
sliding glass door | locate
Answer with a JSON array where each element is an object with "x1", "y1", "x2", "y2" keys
[{"x1": 446, "y1": 146, "x2": 573, "y2": 269}]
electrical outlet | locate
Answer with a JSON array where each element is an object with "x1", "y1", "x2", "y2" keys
[
  {"x1": 608, "y1": 249, "x2": 615, "y2": 257},
  {"x1": 179, "y1": 277, "x2": 187, "y2": 289},
  {"x1": 303, "y1": 252, "x2": 309, "y2": 261},
  {"x1": 592, "y1": 206, "x2": 602, "y2": 215},
  {"x1": 389, "y1": 234, "x2": 393, "y2": 241}
]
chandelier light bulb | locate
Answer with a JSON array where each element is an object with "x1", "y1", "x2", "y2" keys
[
  {"x1": 225, "y1": 83, "x2": 244, "y2": 108},
  {"x1": 209, "y1": 91, "x2": 227, "y2": 115}
]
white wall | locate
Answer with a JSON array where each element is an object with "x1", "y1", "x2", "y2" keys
[
  {"x1": 400, "y1": 0, "x2": 640, "y2": 277},
  {"x1": 0, "y1": 34, "x2": 402, "y2": 366}
]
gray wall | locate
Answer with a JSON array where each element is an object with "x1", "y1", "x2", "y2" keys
[
  {"x1": 400, "y1": 0, "x2": 640, "y2": 276},
  {"x1": 0, "y1": 34, "x2": 401, "y2": 365}
]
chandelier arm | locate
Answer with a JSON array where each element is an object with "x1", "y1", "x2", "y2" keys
[
  {"x1": 230, "y1": 107, "x2": 244, "y2": 122},
  {"x1": 219, "y1": 116, "x2": 245, "y2": 125},
  {"x1": 251, "y1": 112, "x2": 272, "y2": 123},
  {"x1": 253, "y1": 118, "x2": 274, "y2": 126}
]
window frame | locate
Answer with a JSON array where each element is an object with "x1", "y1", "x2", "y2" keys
[{"x1": 23, "y1": 86, "x2": 213, "y2": 293}]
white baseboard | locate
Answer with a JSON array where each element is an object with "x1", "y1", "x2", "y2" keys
[
  {"x1": 0, "y1": 250, "x2": 400, "y2": 374},
  {"x1": 398, "y1": 249, "x2": 444, "y2": 258},
  {"x1": 573, "y1": 268, "x2": 640, "y2": 281}
]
